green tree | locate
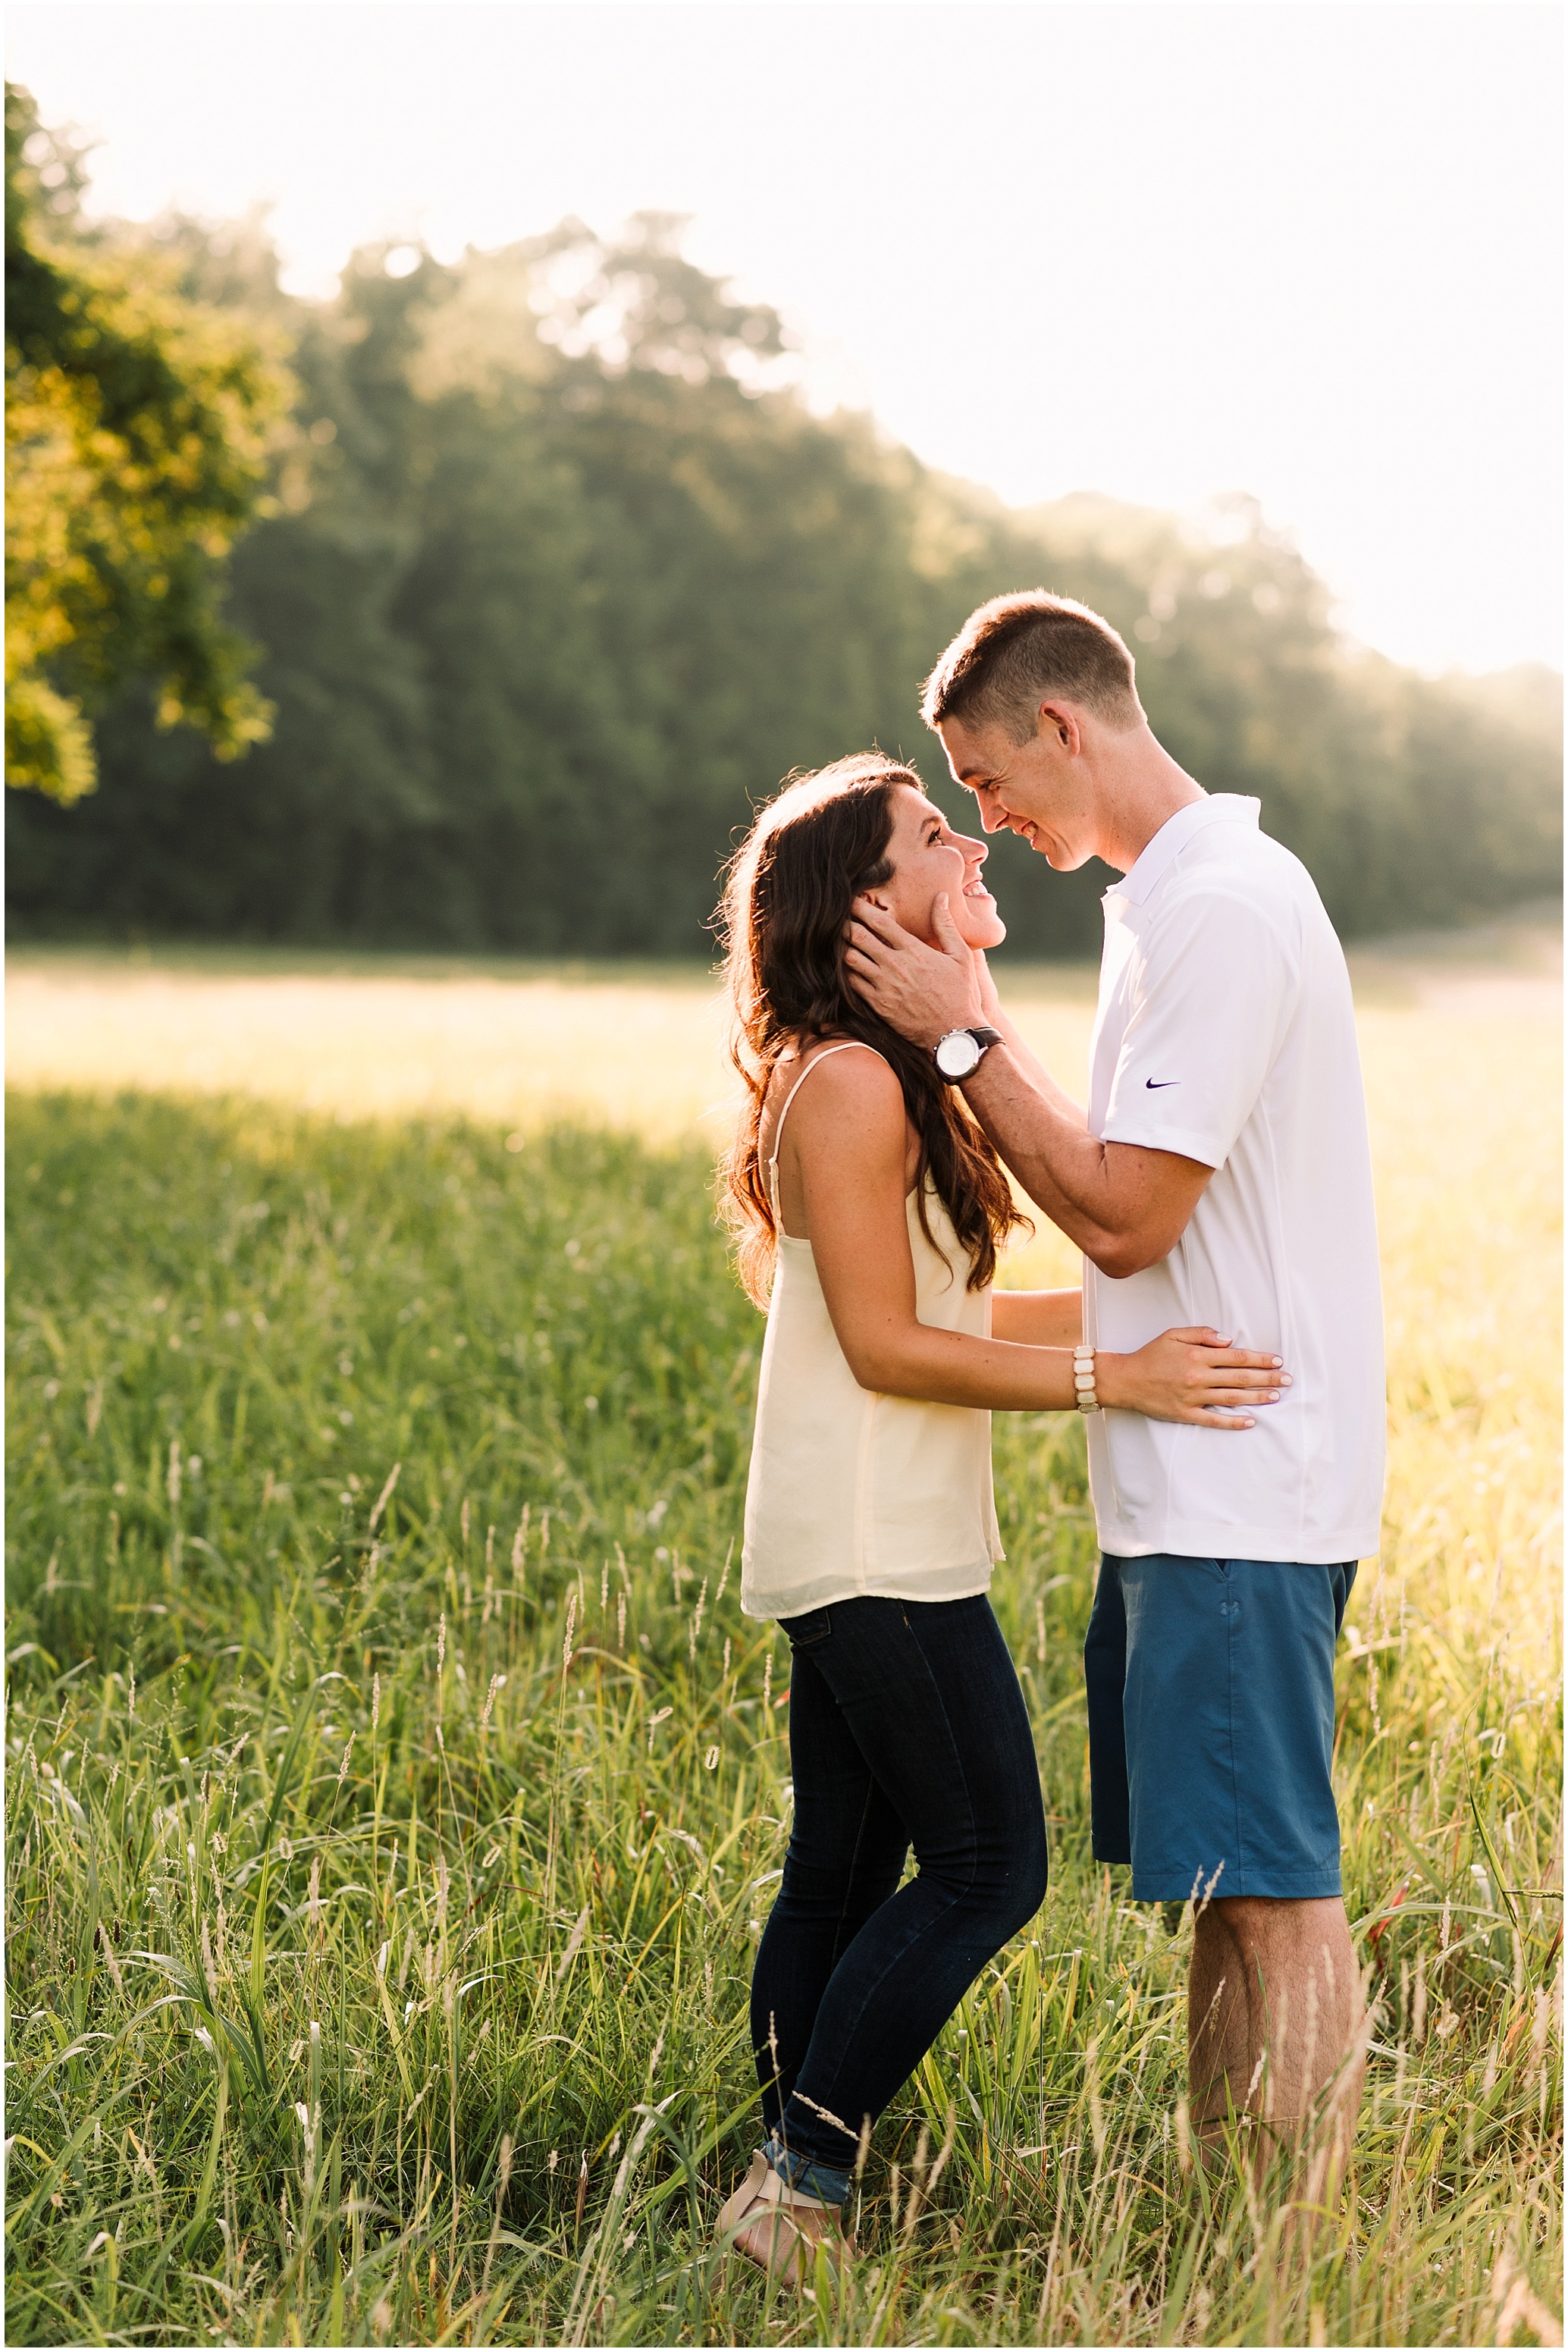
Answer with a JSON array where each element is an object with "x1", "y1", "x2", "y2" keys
[
  {"x1": 4, "y1": 83, "x2": 292, "y2": 801},
  {"x1": 5, "y1": 186, "x2": 1558, "y2": 950}
]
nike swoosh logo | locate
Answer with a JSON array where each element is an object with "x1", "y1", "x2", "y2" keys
[{"x1": 1145, "y1": 1078, "x2": 1178, "y2": 1089}]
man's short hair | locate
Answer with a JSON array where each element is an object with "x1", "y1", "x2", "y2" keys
[{"x1": 921, "y1": 591, "x2": 1143, "y2": 742}]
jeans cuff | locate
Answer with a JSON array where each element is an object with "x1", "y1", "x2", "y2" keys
[{"x1": 764, "y1": 2132, "x2": 851, "y2": 2209}]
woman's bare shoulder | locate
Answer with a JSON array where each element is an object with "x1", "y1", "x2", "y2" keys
[
  {"x1": 761, "y1": 1038, "x2": 903, "y2": 1152},
  {"x1": 792, "y1": 1038, "x2": 899, "y2": 1095},
  {"x1": 784, "y1": 1040, "x2": 905, "y2": 1135}
]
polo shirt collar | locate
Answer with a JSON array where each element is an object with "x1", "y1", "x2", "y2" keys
[{"x1": 1105, "y1": 794, "x2": 1261, "y2": 908}]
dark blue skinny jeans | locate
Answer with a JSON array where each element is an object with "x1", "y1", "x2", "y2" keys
[{"x1": 750, "y1": 1593, "x2": 1049, "y2": 2200}]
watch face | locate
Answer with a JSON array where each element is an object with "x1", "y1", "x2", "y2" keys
[{"x1": 936, "y1": 1030, "x2": 981, "y2": 1078}]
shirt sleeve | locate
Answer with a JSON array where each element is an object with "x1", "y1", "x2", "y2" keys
[{"x1": 1099, "y1": 885, "x2": 1299, "y2": 1169}]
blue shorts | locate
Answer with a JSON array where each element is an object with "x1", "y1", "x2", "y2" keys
[{"x1": 1084, "y1": 1554, "x2": 1356, "y2": 1903}]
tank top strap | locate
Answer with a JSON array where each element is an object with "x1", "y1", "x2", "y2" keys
[{"x1": 766, "y1": 1040, "x2": 891, "y2": 1217}]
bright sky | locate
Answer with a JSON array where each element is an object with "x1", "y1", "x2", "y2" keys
[{"x1": 8, "y1": 2, "x2": 1562, "y2": 675}]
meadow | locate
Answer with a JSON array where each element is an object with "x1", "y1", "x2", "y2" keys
[{"x1": 4, "y1": 942, "x2": 1562, "y2": 2347}]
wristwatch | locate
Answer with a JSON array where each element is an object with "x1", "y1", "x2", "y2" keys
[{"x1": 933, "y1": 1026, "x2": 1002, "y2": 1082}]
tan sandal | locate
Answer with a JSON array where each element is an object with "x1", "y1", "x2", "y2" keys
[{"x1": 715, "y1": 2150, "x2": 851, "y2": 2289}]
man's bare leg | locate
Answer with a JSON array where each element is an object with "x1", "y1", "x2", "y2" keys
[
  {"x1": 1189, "y1": 1902, "x2": 1250, "y2": 2165},
  {"x1": 1190, "y1": 1896, "x2": 1365, "y2": 2184}
]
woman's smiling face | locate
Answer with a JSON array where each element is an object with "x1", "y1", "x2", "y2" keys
[{"x1": 865, "y1": 784, "x2": 1007, "y2": 952}]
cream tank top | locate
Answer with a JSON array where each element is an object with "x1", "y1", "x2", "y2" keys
[{"x1": 740, "y1": 1042, "x2": 1004, "y2": 1621}]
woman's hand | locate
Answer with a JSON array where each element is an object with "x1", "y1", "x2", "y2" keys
[{"x1": 1096, "y1": 1328, "x2": 1289, "y2": 1429}]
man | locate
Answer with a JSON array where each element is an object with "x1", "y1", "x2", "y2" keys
[{"x1": 845, "y1": 590, "x2": 1384, "y2": 2175}]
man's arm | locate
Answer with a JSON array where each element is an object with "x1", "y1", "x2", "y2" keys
[
  {"x1": 972, "y1": 949, "x2": 1087, "y2": 1123},
  {"x1": 845, "y1": 892, "x2": 1212, "y2": 1280},
  {"x1": 784, "y1": 1050, "x2": 1284, "y2": 1422},
  {"x1": 962, "y1": 1043, "x2": 1212, "y2": 1278}
]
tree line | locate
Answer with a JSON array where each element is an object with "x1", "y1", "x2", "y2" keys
[{"x1": 6, "y1": 86, "x2": 1560, "y2": 958}]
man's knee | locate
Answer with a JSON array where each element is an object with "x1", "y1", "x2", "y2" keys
[
  {"x1": 1210, "y1": 1893, "x2": 1280, "y2": 1933},
  {"x1": 1211, "y1": 1892, "x2": 1344, "y2": 1949}
]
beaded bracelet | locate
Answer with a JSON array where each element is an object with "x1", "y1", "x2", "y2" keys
[{"x1": 1073, "y1": 1344, "x2": 1101, "y2": 1413}]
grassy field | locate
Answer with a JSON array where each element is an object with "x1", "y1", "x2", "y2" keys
[{"x1": 4, "y1": 947, "x2": 1562, "y2": 2347}]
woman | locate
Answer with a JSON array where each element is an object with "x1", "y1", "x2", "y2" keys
[{"x1": 713, "y1": 755, "x2": 1289, "y2": 2282}]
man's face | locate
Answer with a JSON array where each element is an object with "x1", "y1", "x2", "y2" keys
[{"x1": 936, "y1": 708, "x2": 1099, "y2": 871}]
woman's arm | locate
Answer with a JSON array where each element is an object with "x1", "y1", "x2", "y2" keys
[
  {"x1": 787, "y1": 1052, "x2": 1287, "y2": 1426},
  {"x1": 991, "y1": 1288, "x2": 1082, "y2": 1347}
]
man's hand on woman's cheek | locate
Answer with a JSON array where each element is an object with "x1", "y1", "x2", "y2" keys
[{"x1": 844, "y1": 894, "x2": 985, "y2": 1046}]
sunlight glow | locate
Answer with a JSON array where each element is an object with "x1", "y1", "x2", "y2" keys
[{"x1": 6, "y1": 2, "x2": 1561, "y2": 673}]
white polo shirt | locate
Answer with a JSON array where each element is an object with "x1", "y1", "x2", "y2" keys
[{"x1": 1081, "y1": 795, "x2": 1385, "y2": 1564}]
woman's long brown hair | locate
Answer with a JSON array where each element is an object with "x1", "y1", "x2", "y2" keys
[{"x1": 717, "y1": 754, "x2": 1028, "y2": 1309}]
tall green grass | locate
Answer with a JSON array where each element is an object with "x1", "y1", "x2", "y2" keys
[{"x1": 5, "y1": 1092, "x2": 1561, "y2": 2346}]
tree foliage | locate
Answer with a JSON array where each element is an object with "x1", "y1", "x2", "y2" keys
[
  {"x1": 4, "y1": 83, "x2": 292, "y2": 802},
  {"x1": 5, "y1": 129, "x2": 1559, "y2": 948}
]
